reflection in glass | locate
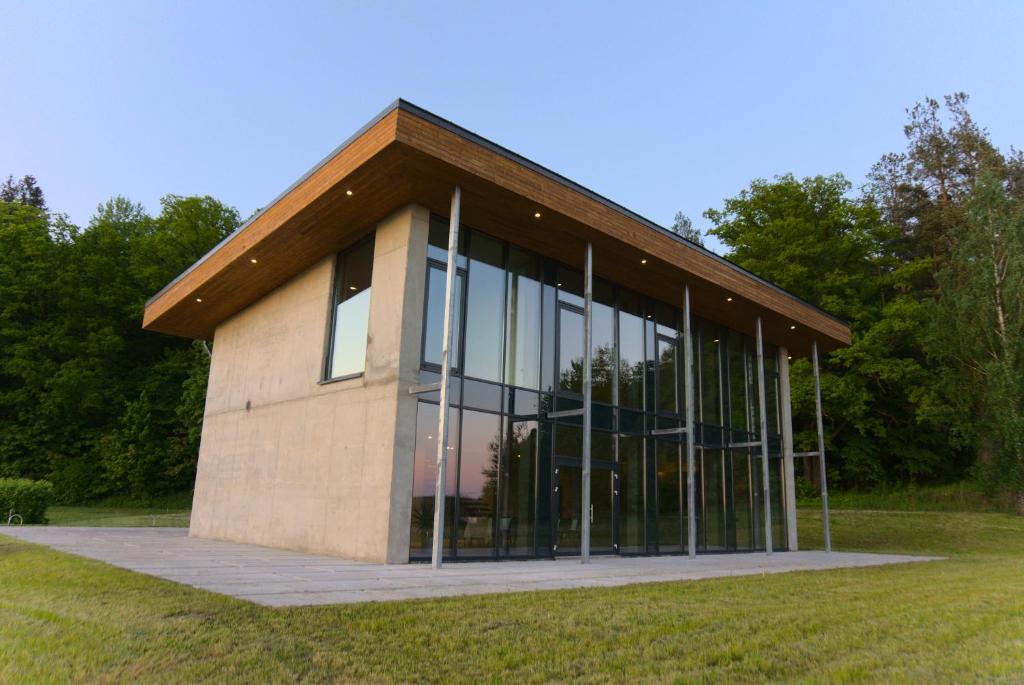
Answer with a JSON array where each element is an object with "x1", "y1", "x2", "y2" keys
[
  {"x1": 699, "y1": 321, "x2": 722, "y2": 426},
  {"x1": 504, "y1": 247, "x2": 541, "y2": 389},
  {"x1": 657, "y1": 336, "x2": 678, "y2": 415},
  {"x1": 409, "y1": 402, "x2": 459, "y2": 558},
  {"x1": 422, "y1": 265, "x2": 463, "y2": 368},
  {"x1": 618, "y1": 291, "x2": 644, "y2": 409},
  {"x1": 463, "y1": 233, "x2": 505, "y2": 382},
  {"x1": 765, "y1": 347, "x2": 780, "y2": 435},
  {"x1": 457, "y1": 410, "x2": 500, "y2": 555},
  {"x1": 427, "y1": 214, "x2": 467, "y2": 267},
  {"x1": 728, "y1": 333, "x2": 749, "y2": 433},
  {"x1": 592, "y1": 298, "x2": 615, "y2": 404},
  {"x1": 500, "y1": 419, "x2": 536, "y2": 556},
  {"x1": 410, "y1": 221, "x2": 796, "y2": 560},
  {"x1": 558, "y1": 307, "x2": 584, "y2": 394},
  {"x1": 656, "y1": 441, "x2": 682, "y2": 552},
  {"x1": 556, "y1": 264, "x2": 583, "y2": 307},
  {"x1": 328, "y1": 236, "x2": 374, "y2": 379},
  {"x1": 703, "y1": 447, "x2": 726, "y2": 550},
  {"x1": 618, "y1": 436, "x2": 644, "y2": 552},
  {"x1": 732, "y1": 451, "x2": 754, "y2": 550}
]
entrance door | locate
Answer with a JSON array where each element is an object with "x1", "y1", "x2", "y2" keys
[{"x1": 553, "y1": 460, "x2": 615, "y2": 555}]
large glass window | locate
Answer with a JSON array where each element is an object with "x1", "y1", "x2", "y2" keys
[
  {"x1": 409, "y1": 403, "x2": 459, "y2": 558},
  {"x1": 504, "y1": 247, "x2": 541, "y2": 389},
  {"x1": 617, "y1": 291, "x2": 645, "y2": 409},
  {"x1": 456, "y1": 409, "x2": 500, "y2": 555},
  {"x1": 463, "y1": 233, "x2": 505, "y2": 382},
  {"x1": 412, "y1": 218, "x2": 792, "y2": 561},
  {"x1": 656, "y1": 441, "x2": 682, "y2": 553},
  {"x1": 422, "y1": 264, "x2": 464, "y2": 368},
  {"x1": 500, "y1": 419, "x2": 536, "y2": 556},
  {"x1": 326, "y1": 236, "x2": 374, "y2": 379},
  {"x1": 699, "y1": 321, "x2": 722, "y2": 426},
  {"x1": 592, "y1": 281, "x2": 616, "y2": 404},
  {"x1": 558, "y1": 306, "x2": 584, "y2": 395},
  {"x1": 618, "y1": 435, "x2": 645, "y2": 553}
]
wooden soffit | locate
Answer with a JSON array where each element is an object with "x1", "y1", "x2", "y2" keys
[{"x1": 142, "y1": 100, "x2": 851, "y2": 357}]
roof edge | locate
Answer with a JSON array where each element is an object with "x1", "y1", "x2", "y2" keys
[
  {"x1": 146, "y1": 97, "x2": 849, "y2": 333},
  {"x1": 145, "y1": 99, "x2": 405, "y2": 308},
  {"x1": 392, "y1": 99, "x2": 849, "y2": 330}
]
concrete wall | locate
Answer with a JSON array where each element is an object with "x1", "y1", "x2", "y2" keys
[{"x1": 189, "y1": 204, "x2": 429, "y2": 563}]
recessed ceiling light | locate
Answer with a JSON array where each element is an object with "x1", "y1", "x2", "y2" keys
[
  {"x1": 348, "y1": 285, "x2": 357, "y2": 291},
  {"x1": 195, "y1": 298, "x2": 203, "y2": 303},
  {"x1": 534, "y1": 211, "x2": 541, "y2": 219},
  {"x1": 790, "y1": 325, "x2": 796, "y2": 330},
  {"x1": 713, "y1": 338, "x2": 719, "y2": 343},
  {"x1": 640, "y1": 258, "x2": 647, "y2": 264},
  {"x1": 726, "y1": 297, "x2": 733, "y2": 302},
  {"x1": 556, "y1": 282, "x2": 562, "y2": 287},
  {"x1": 250, "y1": 258, "x2": 258, "y2": 264},
  {"x1": 788, "y1": 356, "x2": 793, "y2": 360},
  {"x1": 346, "y1": 189, "x2": 353, "y2": 196}
]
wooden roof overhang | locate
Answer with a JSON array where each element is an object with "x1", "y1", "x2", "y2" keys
[{"x1": 142, "y1": 100, "x2": 851, "y2": 357}]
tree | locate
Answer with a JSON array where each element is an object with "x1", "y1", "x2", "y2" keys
[
  {"x1": 0, "y1": 182, "x2": 237, "y2": 502},
  {"x1": 0, "y1": 175, "x2": 46, "y2": 211},
  {"x1": 669, "y1": 211, "x2": 704, "y2": 246},
  {"x1": 705, "y1": 174, "x2": 961, "y2": 488},
  {"x1": 930, "y1": 171, "x2": 1024, "y2": 513}
]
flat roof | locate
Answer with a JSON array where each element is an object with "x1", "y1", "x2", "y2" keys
[{"x1": 143, "y1": 99, "x2": 851, "y2": 355}]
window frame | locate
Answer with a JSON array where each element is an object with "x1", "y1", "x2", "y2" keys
[{"x1": 321, "y1": 233, "x2": 375, "y2": 383}]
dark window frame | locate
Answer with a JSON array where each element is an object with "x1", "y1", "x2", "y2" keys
[{"x1": 322, "y1": 232, "x2": 375, "y2": 382}]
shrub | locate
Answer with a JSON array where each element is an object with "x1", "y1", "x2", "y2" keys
[{"x1": 0, "y1": 478, "x2": 55, "y2": 524}]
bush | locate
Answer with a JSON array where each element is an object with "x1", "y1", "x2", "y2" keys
[{"x1": 0, "y1": 478, "x2": 55, "y2": 524}]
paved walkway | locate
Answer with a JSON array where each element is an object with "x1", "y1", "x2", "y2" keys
[{"x1": 3, "y1": 527, "x2": 941, "y2": 607}]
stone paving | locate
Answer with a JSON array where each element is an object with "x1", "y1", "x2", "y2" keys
[{"x1": 3, "y1": 526, "x2": 941, "y2": 607}]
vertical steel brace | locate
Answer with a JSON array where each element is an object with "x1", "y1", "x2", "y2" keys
[
  {"x1": 581, "y1": 242, "x2": 593, "y2": 564},
  {"x1": 430, "y1": 186, "x2": 461, "y2": 569},
  {"x1": 755, "y1": 317, "x2": 773, "y2": 555}
]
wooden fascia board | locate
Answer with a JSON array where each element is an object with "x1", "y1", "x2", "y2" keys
[{"x1": 142, "y1": 109, "x2": 400, "y2": 331}]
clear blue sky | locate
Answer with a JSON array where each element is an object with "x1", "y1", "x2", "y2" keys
[{"x1": 3, "y1": 1, "x2": 1021, "y2": 254}]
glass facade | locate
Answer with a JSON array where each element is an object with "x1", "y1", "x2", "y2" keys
[{"x1": 410, "y1": 215, "x2": 787, "y2": 560}]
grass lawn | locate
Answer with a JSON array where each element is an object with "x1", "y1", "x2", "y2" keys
[
  {"x1": 43, "y1": 492, "x2": 192, "y2": 528},
  {"x1": 44, "y1": 506, "x2": 191, "y2": 528},
  {"x1": 1, "y1": 510, "x2": 1023, "y2": 683}
]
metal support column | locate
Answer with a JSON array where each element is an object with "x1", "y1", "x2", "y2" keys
[
  {"x1": 430, "y1": 186, "x2": 461, "y2": 570},
  {"x1": 755, "y1": 317, "x2": 773, "y2": 555},
  {"x1": 683, "y1": 284, "x2": 697, "y2": 559},
  {"x1": 778, "y1": 347, "x2": 798, "y2": 551},
  {"x1": 581, "y1": 241, "x2": 593, "y2": 564},
  {"x1": 812, "y1": 340, "x2": 832, "y2": 553}
]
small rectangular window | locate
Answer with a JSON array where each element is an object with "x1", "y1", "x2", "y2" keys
[{"x1": 326, "y1": 235, "x2": 374, "y2": 380}]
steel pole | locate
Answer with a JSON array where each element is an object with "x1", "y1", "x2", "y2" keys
[
  {"x1": 812, "y1": 340, "x2": 832, "y2": 553},
  {"x1": 755, "y1": 317, "x2": 773, "y2": 555},
  {"x1": 581, "y1": 241, "x2": 593, "y2": 564},
  {"x1": 683, "y1": 285, "x2": 697, "y2": 559},
  {"x1": 430, "y1": 186, "x2": 461, "y2": 569}
]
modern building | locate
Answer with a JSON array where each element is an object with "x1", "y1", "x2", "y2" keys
[{"x1": 143, "y1": 100, "x2": 849, "y2": 565}]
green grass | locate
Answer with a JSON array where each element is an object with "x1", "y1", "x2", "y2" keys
[
  {"x1": 799, "y1": 481, "x2": 1016, "y2": 514},
  {"x1": 44, "y1": 506, "x2": 191, "y2": 527},
  {"x1": 42, "y1": 491, "x2": 192, "y2": 528},
  {"x1": 2, "y1": 510, "x2": 1023, "y2": 683}
]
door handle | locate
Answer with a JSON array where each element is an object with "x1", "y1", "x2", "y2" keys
[{"x1": 590, "y1": 504, "x2": 594, "y2": 523}]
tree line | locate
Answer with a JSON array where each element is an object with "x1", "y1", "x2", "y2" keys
[
  {"x1": 0, "y1": 181, "x2": 237, "y2": 502},
  {"x1": 702, "y1": 94, "x2": 1023, "y2": 513},
  {"x1": 0, "y1": 94, "x2": 1020, "y2": 511}
]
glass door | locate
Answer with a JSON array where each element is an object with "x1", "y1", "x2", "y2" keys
[{"x1": 553, "y1": 460, "x2": 616, "y2": 555}]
